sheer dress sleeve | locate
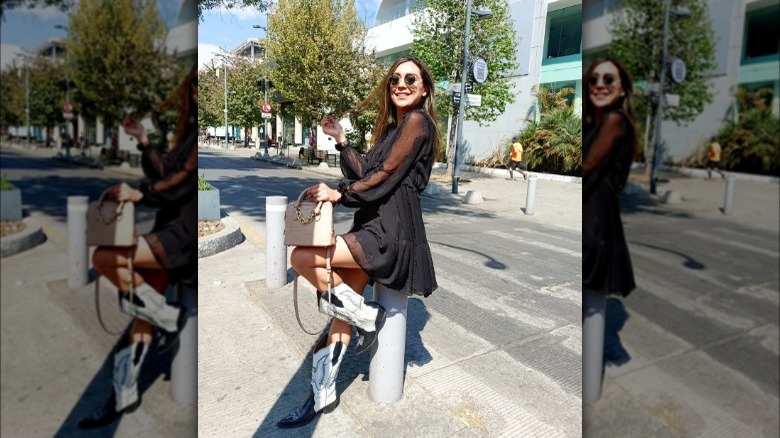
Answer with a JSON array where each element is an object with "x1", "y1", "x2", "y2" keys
[
  {"x1": 338, "y1": 111, "x2": 430, "y2": 207},
  {"x1": 338, "y1": 142, "x2": 369, "y2": 180},
  {"x1": 139, "y1": 138, "x2": 197, "y2": 207},
  {"x1": 583, "y1": 111, "x2": 627, "y2": 201}
]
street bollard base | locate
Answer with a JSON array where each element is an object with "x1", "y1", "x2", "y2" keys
[{"x1": 369, "y1": 284, "x2": 408, "y2": 404}]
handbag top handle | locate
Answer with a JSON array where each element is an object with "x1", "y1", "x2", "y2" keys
[
  {"x1": 292, "y1": 189, "x2": 324, "y2": 225},
  {"x1": 95, "y1": 189, "x2": 127, "y2": 225}
]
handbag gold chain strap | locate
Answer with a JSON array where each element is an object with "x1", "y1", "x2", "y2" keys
[
  {"x1": 293, "y1": 202, "x2": 320, "y2": 224},
  {"x1": 95, "y1": 201, "x2": 125, "y2": 225}
]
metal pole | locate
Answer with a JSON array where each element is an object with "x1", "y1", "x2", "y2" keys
[
  {"x1": 264, "y1": 19, "x2": 270, "y2": 157},
  {"x1": 369, "y1": 283, "x2": 408, "y2": 404},
  {"x1": 452, "y1": 0, "x2": 473, "y2": 194},
  {"x1": 583, "y1": 289, "x2": 606, "y2": 403},
  {"x1": 524, "y1": 175, "x2": 537, "y2": 215},
  {"x1": 67, "y1": 196, "x2": 89, "y2": 288},
  {"x1": 651, "y1": 0, "x2": 671, "y2": 195},
  {"x1": 723, "y1": 175, "x2": 735, "y2": 215},
  {"x1": 266, "y1": 196, "x2": 288, "y2": 288},
  {"x1": 171, "y1": 284, "x2": 197, "y2": 405},
  {"x1": 25, "y1": 62, "x2": 30, "y2": 147},
  {"x1": 223, "y1": 49, "x2": 228, "y2": 147}
]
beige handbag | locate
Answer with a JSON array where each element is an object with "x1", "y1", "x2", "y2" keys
[
  {"x1": 86, "y1": 191, "x2": 136, "y2": 247},
  {"x1": 284, "y1": 190, "x2": 336, "y2": 335},
  {"x1": 87, "y1": 189, "x2": 137, "y2": 335}
]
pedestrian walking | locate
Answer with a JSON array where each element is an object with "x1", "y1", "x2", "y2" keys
[
  {"x1": 278, "y1": 56, "x2": 440, "y2": 428},
  {"x1": 506, "y1": 136, "x2": 528, "y2": 181},
  {"x1": 706, "y1": 136, "x2": 726, "y2": 180},
  {"x1": 79, "y1": 66, "x2": 198, "y2": 429}
]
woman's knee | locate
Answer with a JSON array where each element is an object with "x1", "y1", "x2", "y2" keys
[
  {"x1": 290, "y1": 247, "x2": 309, "y2": 271},
  {"x1": 92, "y1": 247, "x2": 114, "y2": 271}
]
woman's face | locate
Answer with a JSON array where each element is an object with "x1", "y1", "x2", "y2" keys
[
  {"x1": 588, "y1": 61, "x2": 624, "y2": 110},
  {"x1": 389, "y1": 61, "x2": 427, "y2": 112}
]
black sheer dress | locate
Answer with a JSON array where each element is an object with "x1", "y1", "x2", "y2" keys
[
  {"x1": 138, "y1": 124, "x2": 198, "y2": 290},
  {"x1": 583, "y1": 109, "x2": 636, "y2": 296},
  {"x1": 336, "y1": 109, "x2": 438, "y2": 297}
]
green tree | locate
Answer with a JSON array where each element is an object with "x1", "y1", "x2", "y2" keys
[
  {"x1": 0, "y1": 64, "x2": 23, "y2": 130},
  {"x1": 198, "y1": 62, "x2": 224, "y2": 130},
  {"x1": 197, "y1": 0, "x2": 268, "y2": 22},
  {"x1": 225, "y1": 57, "x2": 266, "y2": 146},
  {"x1": 267, "y1": 0, "x2": 379, "y2": 140},
  {"x1": 27, "y1": 58, "x2": 69, "y2": 146},
  {"x1": 411, "y1": 0, "x2": 519, "y2": 175},
  {"x1": 609, "y1": 0, "x2": 716, "y2": 175},
  {"x1": 0, "y1": 0, "x2": 70, "y2": 20},
  {"x1": 68, "y1": 0, "x2": 182, "y2": 139}
]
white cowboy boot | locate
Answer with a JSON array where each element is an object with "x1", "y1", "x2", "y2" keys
[
  {"x1": 78, "y1": 341, "x2": 148, "y2": 429},
  {"x1": 318, "y1": 283, "x2": 386, "y2": 354},
  {"x1": 277, "y1": 340, "x2": 347, "y2": 428},
  {"x1": 119, "y1": 283, "x2": 180, "y2": 333}
]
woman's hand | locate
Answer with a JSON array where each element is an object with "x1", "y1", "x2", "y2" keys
[
  {"x1": 109, "y1": 182, "x2": 143, "y2": 203},
  {"x1": 122, "y1": 115, "x2": 148, "y2": 145},
  {"x1": 306, "y1": 182, "x2": 341, "y2": 204},
  {"x1": 321, "y1": 115, "x2": 346, "y2": 144}
]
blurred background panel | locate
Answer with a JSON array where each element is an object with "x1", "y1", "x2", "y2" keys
[
  {"x1": 583, "y1": 0, "x2": 779, "y2": 437},
  {"x1": 0, "y1": 0, "x2": 196, "y2": 436}
]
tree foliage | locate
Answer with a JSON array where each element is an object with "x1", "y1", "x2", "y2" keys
[
  {"x1": 0, "y1": 0, "x2": 70, "y2": 20},
  {"x1": 198, "y1": 61, "x2": 224, "y2": 129},
  {"x1": 267, "y1": 0, "x2": 379, "y2": 135},
  {"x1": 197, "y1": 0, "x2": 268, "y2": 22},
  {"x1": 68, "y1": 0, "x2": 184, "y2": 135},
  {"x1": 0, "y1": 65, "x2": 23, "y2": 129},
  {"x1": 410, "y1": 0, "x2": 519, "y2": 171},
  {"x1": 516, "y1": 86, "x2": 582, "y2": 175}
]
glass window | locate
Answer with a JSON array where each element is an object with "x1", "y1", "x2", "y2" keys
[
  {"x1": 540, "y1": 81, "x2": 577, "y2": 107},
  {"x1": 546, "y1": 5, "x2": 582, "y2": 61},
  {"x1": 743, "y1": 5, "x2": 780, "y2": 61}
]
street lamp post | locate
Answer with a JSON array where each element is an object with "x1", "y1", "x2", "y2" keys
[
  {"x1": 253, "y1": 23, "x2": 270, "y2": 157},
  {"x1": 650, "y1": 1, "x2": 691, "y2": 194},
  {"x1": 452, "y1": 2, "x2": 492, "y2": 194},
  {"x1": 54, "y1": 24, "x2": 72, "y2": 147},
  {"x1": 16, "y1": 54, "x2": 32, "y2": 147}
]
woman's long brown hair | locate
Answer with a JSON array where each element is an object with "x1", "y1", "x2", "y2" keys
[
  {"x1": 583, "y1": 57, "x2": 638, "y2": 156},
  {"x1": 357, "y1": 56, "x2": 440, "y2": 153},
  {"x1": 143, "y1": 64, "x2": 197, "y2": 146}
]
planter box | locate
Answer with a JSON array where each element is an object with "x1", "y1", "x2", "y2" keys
[
  {"x1": 198, "y1": 188, "x2": 221, "y2": 220},
  {"x1": 0, "y1": 187, "x2": 23, "y2": 220}
]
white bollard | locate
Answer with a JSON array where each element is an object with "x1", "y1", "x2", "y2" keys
[
  {"x1": 266, "y1": 196, "x2": 288, "y2": 288},
  {"x1": 369, "y1": 283, "x2": 408, "y2": 404},
  {"x1": 583, "y1": 289, "x2": 606, "y2": 403},
  {"x1": 722, "y1": 175, "x2": 735, "y2": 215},
  {"x1": 524, "y1": 175, "x2": 538, "y2": 215},
  {"x1": 171, "y1": 285, "x2": 197, "y2": 405},
  {"x1": 67, "y1": 196, "x2": 89, "y2": 288}
]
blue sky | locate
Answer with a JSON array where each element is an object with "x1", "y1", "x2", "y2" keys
[
  {"x1": 0, "y1": 0, "x2": 182, "y2": 68},
  {"x1": 198, "y1": 0, "x2": 381, "y2": 71}
]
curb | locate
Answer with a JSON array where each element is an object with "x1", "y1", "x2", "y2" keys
[
  {"x1": 198, "y1": 216, "x2": 244, "y2": 258},
  {"x1": 1, "y1": 217, "x2": 46, "y2": 258}
]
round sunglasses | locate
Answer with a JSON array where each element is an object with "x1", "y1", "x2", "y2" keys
[
  {"x1": 588, "y1": 73, "x2": 618, "y2": 87},
  {"x1": 389, "y1": 73, "x2": 422, "y2": 88}
]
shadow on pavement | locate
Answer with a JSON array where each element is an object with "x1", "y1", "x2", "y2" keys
[
  {"x1": 604, "y1": 298, "x2": 631, "y2": 368},
  {"x1": 428, "y1": 240, "x2": 507, "y2": 270},
  {"x1": 629, "y1": 241, "x2": 706, "y2": 270},
  {"x1": 53, "y1": 324, "x2": 174, "y2": 437}
]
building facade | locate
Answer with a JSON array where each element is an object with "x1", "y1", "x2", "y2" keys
[
  {"x1": 583, "y1": 0, "x2": 780, "y2": 161},
  {"x1": 366, "y1": 0, "x2": 583, "y2": 162}
]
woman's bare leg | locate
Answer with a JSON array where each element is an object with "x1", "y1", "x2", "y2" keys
[{"x1": 93, "y1": 237, "x2": 172, "y2": 341}]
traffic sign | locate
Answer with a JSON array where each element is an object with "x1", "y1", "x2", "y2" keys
[
  {"x1": 261, "y1": 102, "x2": 272, "y2": 113},
  {"x1": 452, "y1": 93, "x2": 482, "y2": 107},
  {"x1": 261, "y1": 112, "x2": 272, "y2": 118},
  {"x1": 471, "y1": 58, "x2": 488, "y2": 83},
  {"x1": 63, "y1": 102, "x2": 73, "y2": 113},
  {"x1": 669, "y1": 59, "x2": 686, "y2": 84}
]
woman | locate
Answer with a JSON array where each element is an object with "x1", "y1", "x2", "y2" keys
[
  {"x1": 278, "y1": 56, "x2": 440, "y2": 428},
  {"x1": 79, "y1": 66, "x2": 198, "y2": 428},
  {"x1": 582, "y1": 57, "x2": 637, "y2": 298}
]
